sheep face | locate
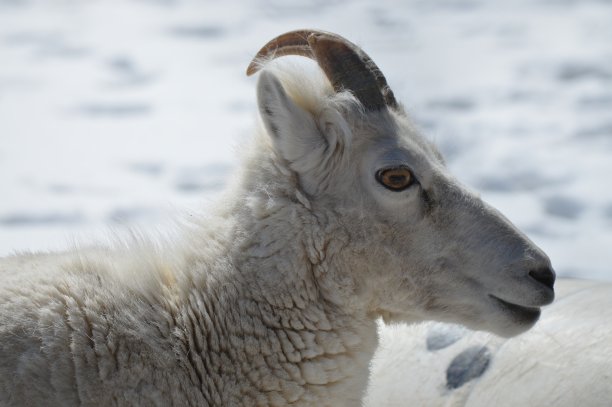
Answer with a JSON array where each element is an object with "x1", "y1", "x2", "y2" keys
[
  {"x1": 256, "y1": 70, "x2": 555, "y2": 338},
  {"x1": 353, "y1": 112, "x2": 555, "y2": 338}
]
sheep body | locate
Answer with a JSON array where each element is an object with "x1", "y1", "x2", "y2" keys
[{"x1": 0, "y1": 195, "x2": 377, "y2": 405}]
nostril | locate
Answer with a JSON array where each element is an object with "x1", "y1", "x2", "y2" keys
[{"x1": 529, "y1": 267, "x2": 556, "y2": 289}]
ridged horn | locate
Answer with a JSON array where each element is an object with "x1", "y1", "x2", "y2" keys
[{"x1": 246, "y1": 29, "x2": 398, "y2": 111}]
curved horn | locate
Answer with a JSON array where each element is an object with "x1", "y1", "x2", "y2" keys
[{"x1": 246, "y1": 29, "x2": 398, "y2": 111}]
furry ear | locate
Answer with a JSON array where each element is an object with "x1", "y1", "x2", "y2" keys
[{"x1": 256, "y1": 71, "x2": 327, "y2": 174}]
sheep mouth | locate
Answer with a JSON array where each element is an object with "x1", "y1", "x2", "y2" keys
[{"x1": 489, "y1": 294, "x2": 541, "y2": 322}]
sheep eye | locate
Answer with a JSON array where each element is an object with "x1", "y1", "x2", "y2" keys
[{"x1": 376, "y1": 167, "x2": 414, "y2": 191}]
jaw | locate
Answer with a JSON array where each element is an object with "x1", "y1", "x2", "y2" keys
[
  {"x1": 416, "y1": 272, "x2": 553, "y2": 337},
  {"x1": 482, "y1": 295, "x2": 542, "y2": 337},
  {"x1": 433, "y1": 295, "x2": 543, "y2": 338},
  {"x1": 474, "y1": 279, "x2": 553, "y2": 337},
  {"x1": 364, "y1": 261, "x2": 553, "y2": 337},
  {"x1": 376, "y1": 292, "x2": 543, "y2": 338}
]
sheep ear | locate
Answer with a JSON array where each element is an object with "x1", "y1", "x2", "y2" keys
[{"x1": 256, "y1": 71, "x2": 326, "y2": 170}]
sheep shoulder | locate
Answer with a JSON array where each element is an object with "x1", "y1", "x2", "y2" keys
[{"x1": 0, "y1": 214, "x2": 377, "y2": 406}]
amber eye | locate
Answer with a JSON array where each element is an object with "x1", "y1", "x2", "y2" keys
[{"x1": 376, "y1": 167, "x2": 414, "y2": 191}]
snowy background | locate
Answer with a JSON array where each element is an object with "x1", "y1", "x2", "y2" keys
[{"x1": 1, "y1": 0, "x2": 611, "y2": 280}]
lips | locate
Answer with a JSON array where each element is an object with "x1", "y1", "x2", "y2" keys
[{"x1": 489, "y1": 294, "x2": 541, "y2": 322}]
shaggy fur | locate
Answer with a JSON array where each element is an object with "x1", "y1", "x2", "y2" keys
[{"x1": 0, "y1": 61, "x2": 554, "y2": 406}]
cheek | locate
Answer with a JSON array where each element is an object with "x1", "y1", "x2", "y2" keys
[{"x1": 374, "y1": 192, "x2": 427, "y2": 229}]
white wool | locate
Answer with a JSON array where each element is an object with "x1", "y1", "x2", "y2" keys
[{"x1": 0, "y1": 44, "x2": 555, "y2": 405}]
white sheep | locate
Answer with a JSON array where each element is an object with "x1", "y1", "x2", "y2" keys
[{"x1": 0, "y1": 30, "x2": 555, "y2": 406}]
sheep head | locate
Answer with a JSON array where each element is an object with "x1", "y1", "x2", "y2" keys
[{"x1": 247, "y1": 30, "x2": 555, "y2": 338}]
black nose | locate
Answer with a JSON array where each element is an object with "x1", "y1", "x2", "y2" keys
[{"x1": 529, "y1": 267, "x2": 556, "y2": 289}]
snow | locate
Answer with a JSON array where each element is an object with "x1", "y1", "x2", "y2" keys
[{"x1": 1, "y1": 0, "x2": 611, "y2": 280}]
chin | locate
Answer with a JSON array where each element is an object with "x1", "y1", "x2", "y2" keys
[
  {"x1": 485, "y1": 295, "x2": 543, "y2": 337},
  {"x1": 475, "y1": 306, "x2": 541, "y2": 338}
]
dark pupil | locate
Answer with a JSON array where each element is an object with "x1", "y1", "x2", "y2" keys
[{"x1": 387, "y1": 174, "x2": 406, "y2": 186}]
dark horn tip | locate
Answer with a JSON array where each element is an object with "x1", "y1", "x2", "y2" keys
[{"x1": 246, "y1": 62, "x2": 260, "y2": 76}]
